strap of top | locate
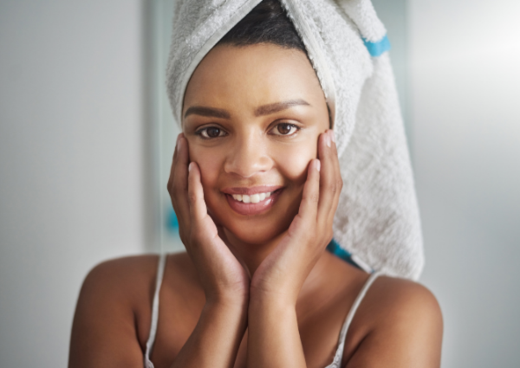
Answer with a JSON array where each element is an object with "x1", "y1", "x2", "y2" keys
[
  {"x1": 142, "y1": 255, "x2": 380, "y2": 368},
  {"x1": 324, "y1": 271, "x2": 381, "y2": 368},
  {"x1": 144, "y1": 253, "x2": 167, "y2": 368}
]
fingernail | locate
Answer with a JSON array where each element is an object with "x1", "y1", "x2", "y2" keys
[
  {"x1": 331, "y1": 130, "x2": 336, "y2": 144},
  {"x1": 316, "y1": 160, "x2": 321, "y2": 172},
  {"x1": 188, "y1": 162, "x2": 193, "y2": 172},
  {"x1": 326, "y1": 134, "x2": 331, "y2": 148}
]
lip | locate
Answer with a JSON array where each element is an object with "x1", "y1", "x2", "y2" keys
[
  {"x1": 221, "y1": 185, "x2": 284, "y2": 195},
  {"x1": 224, "y1": 188, "x2": 283, "y2": 216}
]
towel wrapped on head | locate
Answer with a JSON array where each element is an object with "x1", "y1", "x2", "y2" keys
[{"x1": 167, "y1": 0, "x2": 424, "y2": 280}]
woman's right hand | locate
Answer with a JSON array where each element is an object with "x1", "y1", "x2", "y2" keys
[
  {"x1": 167, "y1": 134, "x2": 250, "y2": 306},
  {"x1": 167, "y1": 133, "x2": 249, "y2": 368}
]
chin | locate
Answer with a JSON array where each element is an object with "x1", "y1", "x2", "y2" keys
[
  {"x1": 209, "y1": 205, "x2": 293, "y2": 246},
  {"x1": 226, "y1": 221, "x2": 286, "y2": 246}
]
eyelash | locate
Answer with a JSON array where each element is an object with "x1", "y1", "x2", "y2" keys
[
  {"x1": 270, "y1": 123, "x2": 300, "y2": 136},
  {"x1": 195, "y1": 122, "x2": 301, "y2": 140},
  {"x1": 195, "y1": 126, "x2": 227, "y2": 139}
]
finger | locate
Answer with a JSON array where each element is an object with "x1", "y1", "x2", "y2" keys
[
  {"x1": 167, "y1": 133, "x2": 184, "y2": 192},
  {"x1": 187, "y1": 162, "x2": 208, "y2": 223},
  {"x1": 168, "y1": 134, "x2": 191, "y2": 231},
  {"x1": 291, "y1": 158, "x2": 321, "y2": 236},
  {"x1": 171, "y1": 133, "x2": 186, "y2": 169},
  {"x1": 317, "y1": 130, "x2": 342, "y2": 223}
]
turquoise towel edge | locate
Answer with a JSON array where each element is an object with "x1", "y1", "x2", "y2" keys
[
  {"x1": 326, "y1": 239, "x2": 362, "y2": 270},
  {"x1": 363, "y1": 34, "x2": 391, "y2": 57}
]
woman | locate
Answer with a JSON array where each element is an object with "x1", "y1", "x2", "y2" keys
[{"x1": 69, "y1": 1, "x2": 442, "y2": 367}]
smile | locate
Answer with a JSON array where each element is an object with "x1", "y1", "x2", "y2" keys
[
  {"x1": 223, "y1": 187, "x2": 283, "y2": 216},
  {"x1": 231, "y1": 192, "x2": 272, "y2": 204}
]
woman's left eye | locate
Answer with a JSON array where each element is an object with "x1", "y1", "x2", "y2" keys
[
  {"x1": 197, "y1": 127, "x2": 226, "y2": 139},
  {"x1": 271, "y1": 123, "x2": 299, "y2": 136}
]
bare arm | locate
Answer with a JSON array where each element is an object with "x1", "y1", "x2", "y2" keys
[
  {"x1": 168, "y1": 134, "x2": 250, "y2": 368},
  {"x1": 171, "y1": 298, "x2": 247, "y2": 368},
  {"x1": 247, "y1": 130, "x2": 340, "y2": 367},
  {"x1": 247, "y1": 297, "x2": 306, "y2": 367}
]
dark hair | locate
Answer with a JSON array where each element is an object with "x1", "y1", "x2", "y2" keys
[{"x1": 217, "y1": 0, "x2": 307, "y2": 54}]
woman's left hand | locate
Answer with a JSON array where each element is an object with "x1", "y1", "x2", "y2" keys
[{"x1": 250, "y1": 129, "x2": 342, "y2": 306}]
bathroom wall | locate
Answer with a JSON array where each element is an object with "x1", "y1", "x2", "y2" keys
[
  {"x1": 1, "y1": 0, "x2": 519, "y2": 367},
  {"x1": 409, "y1": 0, "x2": 520, "y2": 366},
  {"x1": 0, "y1": 1, "x2": 146, "y2": 366}
]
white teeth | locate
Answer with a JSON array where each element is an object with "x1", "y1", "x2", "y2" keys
[{"x1": 230, "y1": 191, "x2": 272, "y2": 203}]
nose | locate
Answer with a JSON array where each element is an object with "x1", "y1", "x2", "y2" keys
[{"x1": 224, "y1": 131, "x2": 273, "y2": 178}]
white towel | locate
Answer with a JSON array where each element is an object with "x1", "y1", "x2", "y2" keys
[{"x1": 166, "y1": 0, "x2": 424, "y2": 280}]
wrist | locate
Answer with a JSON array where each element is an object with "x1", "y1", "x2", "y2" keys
[
  {"x1": 205, "y1": 291, "x2": 249, "y2": 311},
  {"x1": 248, "y1": 294, "x2": 297, "y2": 328},
  {"x1": 249, "y1": 290, "x2": 297, "y2": 311}
]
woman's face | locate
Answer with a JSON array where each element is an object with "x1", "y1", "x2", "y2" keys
[{"x1": 183, "y1": 43, "x2": 329, "y2": 245}]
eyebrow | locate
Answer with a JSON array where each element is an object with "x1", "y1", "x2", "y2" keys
[
  {"x1": 184, "y1": 106, "x2": 230, "y2": 119},
  {"x1": 254, "y1": 99, "x2": 310, "y2": 116},
  {"x1": 183, "y1": 99, "x2": 310, "y2": 119}
]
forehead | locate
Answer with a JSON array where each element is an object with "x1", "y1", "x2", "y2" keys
[{"x1": 183, "y1": 43, "x2": 326, "y2": 115}]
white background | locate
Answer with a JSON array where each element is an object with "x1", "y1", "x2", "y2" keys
[{"x1": 0, "y1": 0, "x2": 519, "y2": 366}]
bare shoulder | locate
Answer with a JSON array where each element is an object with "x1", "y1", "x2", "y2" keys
[
  {"x1": 69, "y1": 252, "x2": 191, "y2": 368},
  {"x1": 75, "y1": 254, "x2": 161, "y2": 324},
  {"x1": 344, "y1": 275, "x2": 443, "y2": 368},
  {"x1": 77, "y1": 252, "x2": 193, "y2": 307},
  {"x1": 368, "y1": 275, "x2": 443, "y2": 326},
  {"x1": 81, "y1": 254, "x2": 159, "y2": 294}
]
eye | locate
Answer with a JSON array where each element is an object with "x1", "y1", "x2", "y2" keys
[
  {"x1": 271, "y1": 123, "x2": 300, "y2": 136},
  {"x1": 197, "y1": 126, "x2": 226, "y2": 139}
]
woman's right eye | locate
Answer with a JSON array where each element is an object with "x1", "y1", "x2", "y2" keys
[{"x1": 197, "y1": 126, "x2": 226, "y2": 139}]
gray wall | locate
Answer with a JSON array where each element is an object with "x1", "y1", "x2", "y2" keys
[
  {"x1": 410, "y1": 0, "x2": 520, "y2": 366},
  {"x1": 0, "y1": 1, "x2": 146, "y2": 366},
  {"x1": 372, "y1": 0, "x2": 408, "y2": 132}
]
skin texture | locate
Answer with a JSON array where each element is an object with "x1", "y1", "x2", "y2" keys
[
  {"x1": 69, "y1": 44, "x2": 443, "y2": 368},
  {"x1": 182, "y1": 44, "x2": 331, "y2": 274}
]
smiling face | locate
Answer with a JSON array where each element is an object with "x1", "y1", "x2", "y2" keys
[{"x1": 183, "y1": 43, "x2": 329, "y2": 246}]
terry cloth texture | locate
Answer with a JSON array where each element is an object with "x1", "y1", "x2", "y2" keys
[{"x1": 166, "y1": 0, "x2": 424, "y2": 280}]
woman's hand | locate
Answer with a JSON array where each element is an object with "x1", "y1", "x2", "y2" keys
[
  {"x1": 246, "y1": 129, "x2": 341, "y2": 368},
  {"x1": 167, "y1": 134, "x2": 250, "y2": 306},
  {"x1": 167, "y1": 134, "x2": 249, "y2": 368},
  {"x1": 250, "y1": 129, "x2": 342, "y2": 307}
]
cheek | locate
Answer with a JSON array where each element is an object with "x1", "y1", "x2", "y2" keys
[
  {"x1": 273, "y1": 140, "x2": 317, "y2": 184},
  {"x1": 188, "y1": 145, "x2": 223, "y2": 190}
]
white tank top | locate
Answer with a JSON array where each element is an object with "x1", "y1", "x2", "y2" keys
[{"x1": 144, "y1": 254, "x2": 380, "y2": 368}]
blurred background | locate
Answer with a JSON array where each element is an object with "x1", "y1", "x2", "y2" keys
[{"x1": 0, "y1": 0, "x2": 519, "y2": 366}]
